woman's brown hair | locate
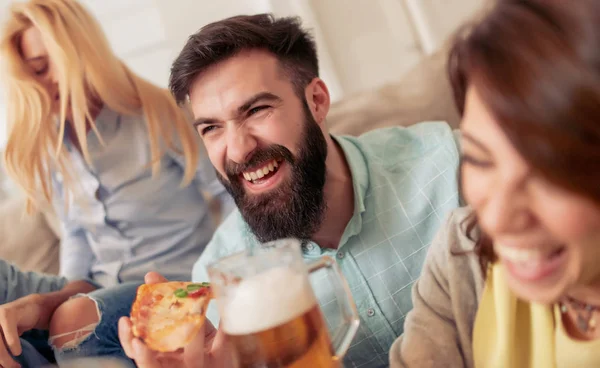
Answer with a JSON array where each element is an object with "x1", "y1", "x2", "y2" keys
[{"x1": 448, "y1": 0, "x2": 600, "y2": 273}]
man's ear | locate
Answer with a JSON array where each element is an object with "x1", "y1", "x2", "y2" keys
[{"x1": 304, "y1": 78, "x2": 330, "y2": 126}]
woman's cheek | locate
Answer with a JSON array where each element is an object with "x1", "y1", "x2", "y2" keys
[{"x1": 461, "y1": 165, "x2": 490, "y2": 207}]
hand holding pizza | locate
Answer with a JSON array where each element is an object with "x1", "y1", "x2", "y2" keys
[{"x1": 118, "y1": 272, "x2": 233, "y2": 368}]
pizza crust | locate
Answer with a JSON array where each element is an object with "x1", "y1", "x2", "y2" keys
[{"x1": 130, "y1": 282, "x2": 213, "y2": 352}]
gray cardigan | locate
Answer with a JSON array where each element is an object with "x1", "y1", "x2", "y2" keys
[{"x1": 389, "y1": 207, "x2": 485, "y2": 368}]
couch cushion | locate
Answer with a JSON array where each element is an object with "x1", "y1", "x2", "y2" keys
[
  {"x1": 327, "y1": 49, "x2": 460, "y2": 136},
  {"x1": 0, "y1": 195, "x2": 60, "y2": 274}
]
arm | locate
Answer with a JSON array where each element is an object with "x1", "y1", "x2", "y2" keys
[{"x1": 390, "y1": 208, "x2": 483, "y2": 368}]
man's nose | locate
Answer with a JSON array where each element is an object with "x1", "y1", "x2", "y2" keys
[{"x1": 226, "y1": 126, "x2": 258, "y2": 164}]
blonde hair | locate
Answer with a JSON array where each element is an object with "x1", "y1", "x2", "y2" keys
[{"x1": 0, "y1": 0, "x2": 199, "y2": 212}]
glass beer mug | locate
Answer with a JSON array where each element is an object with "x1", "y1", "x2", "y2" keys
[{"x1": 207, "y1": 238, "x2": 360, "y2": 368}]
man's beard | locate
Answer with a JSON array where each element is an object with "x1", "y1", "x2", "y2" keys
[{"x1": 216, "y1": 103, "x2": 328, "y2": 243}]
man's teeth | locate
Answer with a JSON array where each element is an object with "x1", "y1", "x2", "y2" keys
[
  {"x1": 242, "y1": 160, "x2": 279, "y2": 182},
  {"x1": 495, "y1": 244, "x2": 561, "y2": 263}
]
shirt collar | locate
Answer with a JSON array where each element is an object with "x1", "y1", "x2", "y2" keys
[{"x1": 331, "y1": 134, "x2": 370, "y2": 248}]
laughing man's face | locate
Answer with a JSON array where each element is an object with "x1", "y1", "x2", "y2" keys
[{"x1": 188, "y1": 49, "x2": 328, "y2": 242}]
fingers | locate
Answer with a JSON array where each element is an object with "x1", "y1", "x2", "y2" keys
[
  {"x1": 182, "y1": 321, "x2": 230, "y2": 368},
  {"x1": 204, "y1": 319, "x2": 217, "y2": 342},
  {"x1": 144, "y1": 272, "x2": 168, "y2": 284},
  {"x1": 210, "y1": 328, "x2": 227, "y2": 353},
  {"x1": 0, "y1": 312, "x2": 21, "y2": 368},
  {"x1": 131, "y1": 339, "x2": 164, "y2": 368},
  {"x1": 206, "y1": 324, "x2": 231, "y2": 366},
  {"x1": 118, "y1": 317, "x2": 135, "y2": 359},
  {"x1": 182, "y1": 323, "x2": 207, "y2": 367},
  {"x1": 0, "y1": 336, "x2": 20, "y2": 368},
  {"x1": 0, "y1": 318, "x2": 21, "y2": 357},
  {"x1": 119, "y1": 317, "x2": 163, "y2": 368}
]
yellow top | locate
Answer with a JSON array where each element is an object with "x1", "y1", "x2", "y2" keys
[{"x1": 473, "y1": 263, "x2": 600, "y2": 368}]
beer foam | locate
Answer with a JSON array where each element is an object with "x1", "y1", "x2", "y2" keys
[{"x1": 221, "y1": 266, "x2": 317, "y2": 335}]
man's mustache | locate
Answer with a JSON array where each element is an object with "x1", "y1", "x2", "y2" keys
[{"x1": 225, "y1": 144, "x2": 295, "y2": 178}]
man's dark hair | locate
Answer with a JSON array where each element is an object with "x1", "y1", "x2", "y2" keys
[{"x1": 169, "y1": 13, "x2": 319, "y2": 103}]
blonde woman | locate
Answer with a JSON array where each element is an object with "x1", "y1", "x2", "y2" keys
[{"x1": 0, "y1": 0, "x2": 232, "y2": 366}]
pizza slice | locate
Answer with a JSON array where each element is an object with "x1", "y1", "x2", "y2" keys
[{"x1": 130, "y1": 281, "x2": 213, "y2": 352}]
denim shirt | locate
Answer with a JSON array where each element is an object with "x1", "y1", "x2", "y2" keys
[
  {"x1": 193, "y1": 122, "x2": 461, "y2": 367},
  {"x1": 52, "y1": 107, "x2": 233, "y2": 287}
]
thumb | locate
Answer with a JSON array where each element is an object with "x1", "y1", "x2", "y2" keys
[
  {"x1": 182, "y1": 322, "x2": 208, "y2": 367},
  {"x1": 206, "y1": 324, "x2": 233, "y2": 367},
  {"x1": 209, "y1": 325, "x2": 227, "y2": 353},
  {"x1": 132, "y1": 339, "x2": 163, "y2": 368},
  {"x1": 203, "y1": 320, "x2": 218, "y2": 347},
  {"x1": 144, "y1": 272, "x2": 168, "y2": 284}
]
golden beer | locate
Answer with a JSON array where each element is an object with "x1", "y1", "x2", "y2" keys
[
  {"x1": 220, "y1": 267, "x2": 340, "y2": 368},
  {"x1": 225, "y1": 305, "x2": 338, "y2": 368},
  {"x1": 209, "y1": 239, "x2": 359, "y2": 368}
]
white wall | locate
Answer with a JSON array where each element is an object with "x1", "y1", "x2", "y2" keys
[
  {"x1": 405, "y1": 0, "x2": 487, "y2": 54},
  {"x1": 0, "y1": 0, "x2": 486, "y2": 150},
  {"x1": 80, "y1": 0, "x2": 171, "y2": 87},
  {"x1": 311, "y1": 0, "x2": 423, "y2": 97},
  {"x1": 152, "y1": 0, "x2": 345, "y2": 101}
]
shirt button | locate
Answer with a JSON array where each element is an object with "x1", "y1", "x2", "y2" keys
[
  {"x1": 367, "y1": 308, "x2": 376, "y2": 317},
  {"x1": 337, "y1": 251, "x2": 345, "y2": 259},
  {"x1": 55, "y1": 173, "x2": 63, "y2": 183},
  {"x1": 306, "y1": 243, "x2": 314, "y2": 251}
]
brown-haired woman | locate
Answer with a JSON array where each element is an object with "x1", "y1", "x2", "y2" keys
[{"x1": 390, "y1": 0, "x2": 600, "y2": 367}]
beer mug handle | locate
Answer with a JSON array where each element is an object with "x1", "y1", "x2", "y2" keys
[{"x1": 307, "y1": 256, "x2": 360, "y2": 359}]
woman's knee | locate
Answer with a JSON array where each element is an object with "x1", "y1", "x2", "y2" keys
[{"x1": 49, "y1": 296, "x2": 100, "y2": 350}]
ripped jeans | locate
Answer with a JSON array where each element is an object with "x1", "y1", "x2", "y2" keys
[
  {"x1": 53, "y1": 282, "x2": 141, "y2": 367},
  {"x1": 0, "y1": 260, "x2": 140, "y2": 367}
]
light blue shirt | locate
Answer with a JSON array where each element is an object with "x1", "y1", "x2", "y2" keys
[
  {"x1": 192, "y1": 121, "x2": 461, "y2": 367},
  {"x1": 52, "y1": 107, "x2": 234, "y2": 287}
]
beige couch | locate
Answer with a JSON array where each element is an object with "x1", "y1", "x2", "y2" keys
[{"x1": 0, "y1": 49, "x2": 459, "y2": 275}]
